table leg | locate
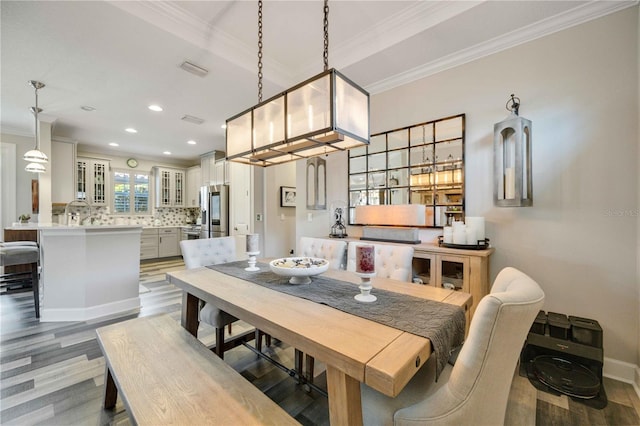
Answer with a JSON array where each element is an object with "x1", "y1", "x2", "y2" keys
[
  {"x1": 326, "y1": 365, "x2": 363, "y2": 426},
  {"x1": 103, "y1": 367, "x2": 118, "y2": 409},
  {"x1": 181, "y1": 292, "x2": 199, "y2": 337}
]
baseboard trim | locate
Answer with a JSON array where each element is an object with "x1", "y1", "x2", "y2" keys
[
  {"x1": 40, "y1": 297, "x2": 141, "y2": 322},
  {"x1": 603, "y1": 356, "x2": 640, "y2": 398}
]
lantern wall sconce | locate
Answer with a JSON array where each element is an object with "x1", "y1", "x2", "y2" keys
[
  {"x1": 306, "y1": 156, "x2": 326, "y2": 210},
  {"x1": 494, "y1": 94, "x2": 532, "y2": 207}
]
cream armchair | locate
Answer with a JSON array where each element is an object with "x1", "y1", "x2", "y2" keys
[
  {"x1": 298, "y1": 237, "x2": 347, "y2": 270},
  {"x1": 179, "y1": 237, "x2": 238, "y2": 359},
  {"x1": 360, "y1": 267, "x2": 545, "y2": 426},
  {"x1": 347, "y1": 242, "x2": 414, "y2": 282}
]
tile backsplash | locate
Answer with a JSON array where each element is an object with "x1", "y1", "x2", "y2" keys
[{"x1": 52, "y1": 205, "x2": 200, "y2": 226}]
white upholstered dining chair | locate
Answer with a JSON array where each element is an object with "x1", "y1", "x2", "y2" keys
[
  {"x1": 360, "y1": 267, "x2": 545, "y2": 426},
  {"x1": 179, "y1": 237, "x2": 239, "y2": 359},
  {"x1": 347, "y1": 242, "x2": 414, "y2": 282},
  {"x1": 298, "y1": 237, "x2": 348, "y2": 270}
]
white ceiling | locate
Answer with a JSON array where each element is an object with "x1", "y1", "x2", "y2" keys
[{"x1": 1, "y1": 0, "x2": 635, "y2": 163}]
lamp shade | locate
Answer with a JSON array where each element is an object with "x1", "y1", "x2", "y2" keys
[
  {"x1": 226, "y1": 68, "x2": 369, "y2": 167},
  {"x1": 25, "y1": 162, "x2": 46, "y2": 173},
  {"x1": 23, "y1": 148, "x2": 48, "y2": 163}
]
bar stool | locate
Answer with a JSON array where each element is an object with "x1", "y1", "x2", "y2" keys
[{"x1": 1, "y1": 242, "x2": 40, "y2": 318}]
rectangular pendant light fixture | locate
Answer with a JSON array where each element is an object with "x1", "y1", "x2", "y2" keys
[{"x1": 225, "y1": 68, "x2": 370, "y2": 167}]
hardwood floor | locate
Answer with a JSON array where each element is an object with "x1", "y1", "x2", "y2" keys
[{"x1": 1, "y1": 257, "x2": 639, "y2": 425}]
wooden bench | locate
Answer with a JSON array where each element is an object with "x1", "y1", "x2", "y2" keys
[{"x1": 96, "y1": 313, "x2": 300, "y2": 425}]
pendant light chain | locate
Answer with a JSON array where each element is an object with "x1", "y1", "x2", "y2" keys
[
  {"x1": 323, "y1": 0, "x2": 329, "y2": 71},
  {"x1": 257, "y1": 0, "x2": 263, "y2": 102}
]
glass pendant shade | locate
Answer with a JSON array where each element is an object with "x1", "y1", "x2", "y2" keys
[
  {"x1": 25, "y1": 162, "x2": 46, "y2": 173},
  {"x1": 226, "y1": 69, "x2": 369, "y2": 167}
]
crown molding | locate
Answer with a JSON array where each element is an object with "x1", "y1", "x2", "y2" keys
[
  {"x1": 296, "y1": 1, "x2": 484, "y2": 81},
  {"x1": 366, "y1": 0, "x2": 638, "y2": 94},
  {"x1": 0, "y1": 125, "x2": 32, "y2": 138},
  {"x1": 107, "y1": 0, "x2": 293, "y2": 88}
]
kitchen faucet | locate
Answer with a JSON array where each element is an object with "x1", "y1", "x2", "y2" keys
[{"x1": 64, "y1": 199, "x2": 93, "y2": 225}]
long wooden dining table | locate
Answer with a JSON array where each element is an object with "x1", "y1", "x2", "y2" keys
[{"x1": 166, "y1": 263, "x2": 472, "y2": 426}]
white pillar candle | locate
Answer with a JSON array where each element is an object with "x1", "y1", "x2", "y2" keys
[
  {"x1": 356, "y1": 244, "x2": 375, "y2": 273},
  {"x1": 465, "y1": 227, "x2": 477, "y2": 245},
  {"x1": 453, "y1": 225, "x2": 467, "y2": 245},
  {"x1": 505, "y1": 167, "x2": 515, "y2": 199},
  {"x1": 443, "y1": 226, "x2": 453, "y2": 244},
  {"x1": 465, "y1": 217, "x2": 485, "y2": 241},
  {"x1": 246, "y1": 234, "x2": 259, "y2": 253}
]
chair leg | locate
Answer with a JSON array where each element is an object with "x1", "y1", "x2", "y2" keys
[
  {"x1": 295, "y1": 349, "x2": 304, "y2": 384},
  {"x1": 255, "y1": 330, "x2": 263, "y2": 352},
  {"x1": 305, "y1": 354, "x2": 315, "y2": 384},
  {"x1": 215, "y1": 327, "x2": 225, "y2": 359},
  {"x1": 31, "y1": 262, "x2": 39, "y2": 319},
  {"x1": 228, "y1": 323, "x2": 232, "y2": 334}
]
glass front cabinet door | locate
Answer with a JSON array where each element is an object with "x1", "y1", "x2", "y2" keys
[{"x1": 77, "y1": 157, "x2": 109, "y2": 206}]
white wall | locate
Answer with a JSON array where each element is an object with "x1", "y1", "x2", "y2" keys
[
  {"x1": 263, "y1": 162, "x2": 296, "y2": 257},
  {"x1": 1, "y1": 133, "x2": 38, "y2": 224},
  {"x1": 295, "y1": 7, "x2": 639, "y2": 366},
  {"x1": 295, "y1": 152, "x2": 351, "y2": 252}
]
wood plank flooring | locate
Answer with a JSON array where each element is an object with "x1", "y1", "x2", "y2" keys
[{"x1": 1, "y1": 257, "x2": 639, "y2": 425}]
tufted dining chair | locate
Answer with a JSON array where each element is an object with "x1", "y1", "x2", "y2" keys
[
  {"x1": 298, "y1": 237, "x2": 348, "y2": 270},
  {"x1": 179, "y1": 237, "x2": 239, "y2": 359},
  {"x1": 360, "y1": 267, "x2": 545, "y2": 426},
  {"x1": 347, "y1": 242, "x2": 414, "y2": 282}
]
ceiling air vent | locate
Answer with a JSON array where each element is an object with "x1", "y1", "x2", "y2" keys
[
  {"x1": 181, "y1": 114, "x2": 205, "y2": 125},
  {"x1": 179, "y1": 61, "x2": 208, "y2": 77}
]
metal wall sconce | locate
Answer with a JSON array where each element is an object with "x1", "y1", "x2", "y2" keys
[
  {"x1": 306, "y1": 157, "x2": 326, "y2": 210},
  {"x1": 494, "y1": 94, "x2": 532, "y2": 207}
]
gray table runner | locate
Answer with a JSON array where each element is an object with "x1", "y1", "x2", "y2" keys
[{"x1": 207, "y1": 261, "x2": 465, "y2": 377}]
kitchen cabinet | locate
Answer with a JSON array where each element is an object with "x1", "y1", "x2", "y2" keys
[
  {"x1": 52, "y1": 140, "x2": 76, "y2": 203},
  {"x1": 413, "y1": 244, "x2": 493, "y2": 323},
  {"x1": 141, "y1": 227, "x2": 180, "y2": 259},
  {"x1": 213, "y1": 160, "x2": 227, "y2": 185},
  {"x1": 154, "y1": 167, "x2": 185, "y2": 207},
  {"x1": 200, "y1": 151, "x2": 226, "y2": 186},
  {"x1": 186, "y1": 166, "x2": 201, "y2": 207},
  {"x1": 77, "y1": 157, "x2": 109, "y2": 206},
  {"x1": 140, "y1": 228, "x2": 159, "y2": 260},
  {"x1": 158, "y1": 227, "x2": 180, "y2": 257}
]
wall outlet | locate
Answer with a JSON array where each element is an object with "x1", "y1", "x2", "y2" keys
[
  {"x1": 256, "y1": 213, "x2": 263, "y2": 221},
  {"x1": 307, "y1": 212, "x2": 313, "y2": 222}
]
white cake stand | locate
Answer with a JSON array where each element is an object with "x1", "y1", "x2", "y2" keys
[
  {"x1": 245, "y1": 251, "x2": 260, "y2": 271},
  {"x1": 355, "y1": 272, "x2": 377, "y2": 302}
]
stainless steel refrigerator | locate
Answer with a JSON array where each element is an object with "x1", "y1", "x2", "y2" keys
[{"x1": 200, "y1": 185, "x2": 229, "y2": 238}]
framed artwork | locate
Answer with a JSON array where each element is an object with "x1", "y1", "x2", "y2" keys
[{"x1": 280, "y1": 186, "x2": 296, "y2": 207}]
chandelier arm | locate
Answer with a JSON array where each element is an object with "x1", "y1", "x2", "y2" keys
[{"x1": 323, "y1": 0, "x2": 329, "y2": 71}]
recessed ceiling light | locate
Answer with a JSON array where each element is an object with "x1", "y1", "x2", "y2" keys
[
  {"x1": 81, "y1": 106, "x2": 96, "y2": 112},
  {"x1": 221, "y1": 124, "x2": 227, "y2": 129},
  {"x1": 148, "y1": 105, "x2": 163, "y2": 112},
  {"x1": 108, "y1": 142, "x2": 119, "y2": 147},
  {"x1": 125, "y1": 128, "x2": 137, "y2": 133},
  {"x1": 163, "y1": 151, "x2": 171, "y2": 155},
  {"x1": 187, "y1": 140, "x2": 197, "y2": 145}
]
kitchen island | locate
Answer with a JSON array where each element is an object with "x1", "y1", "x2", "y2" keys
[{"x1": 6, "y1": 224, "x2": 143, "y2": 322}]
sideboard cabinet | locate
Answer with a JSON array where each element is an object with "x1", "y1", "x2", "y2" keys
[{"x1": 412, "y1": 244, "x2": 493, "y2": 322}]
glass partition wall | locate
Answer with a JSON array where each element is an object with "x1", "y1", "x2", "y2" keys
[{"x1": 348, "y1": 114, "x2": 465, "y2": 227}]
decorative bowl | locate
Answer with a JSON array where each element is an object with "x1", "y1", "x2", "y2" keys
[{"x1": 269, "y1": 257, "x2": 329, "y2": 284}]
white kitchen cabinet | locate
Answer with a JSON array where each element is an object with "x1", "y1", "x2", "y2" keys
[
  {"x1": 140, "y1": 228, "x2": 159, "y2": 260},
  {"x1": 212, "y1": 160, "x2": 226, "y2": 185},
  {"x1": 186, "y1": 165, "x2": 201, "y2": 207},
  {"x1": 154, "y1": 167, "x2": 185, "y2": 207},
  {"x1": 52, "y1": 140, "x2": 76, "y2": 204},
  {"x1": 158, "y1": 227, "x2": 180, "y2": 257},
  {"x1": 77, "y1": 157, "x2": 109, "y2": 206},
  {"x1": 200, "y1": 153, "x2": 215, "y2": 186}
]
